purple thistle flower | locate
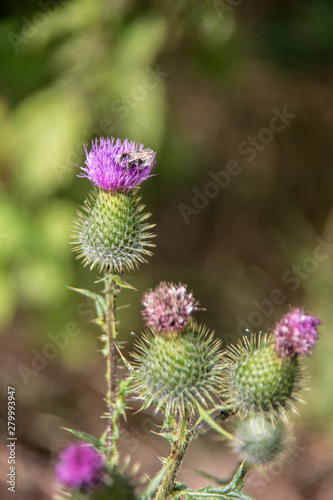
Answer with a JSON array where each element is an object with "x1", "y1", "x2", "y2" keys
[
  {"x1": 55, "y1": 443, "x2": 104, "y2": 490},
  {"x1": 142, "y1": 281, "x2": 200, "y2": 334},
  {"x1": 79, "y1": 137, "x2": 156, "y2": 191},
  {"x1": 274, "y1": 308, "x2": 321, "y2": 358}
]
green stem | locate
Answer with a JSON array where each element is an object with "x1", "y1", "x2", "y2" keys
[
  {"x1": 155, "y1": 415, "x2": 189, "y2": 500},
  {"x1": 154, "y1": 407, "x2": 237, "y2": 499},
  {"x1": 104, "y1": 274, "x2": 120, "y2": 467}
]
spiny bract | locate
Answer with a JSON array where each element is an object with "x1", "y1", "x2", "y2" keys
[
  {"x1": 223, "y1": 334, "x2": 302, "y2": 417},
  {"x1": 73, "y1": 189, "x2": 154, "y2": 273},
  {"x1": 132, "y1": 324, "x2": 224, "y2": 416}
]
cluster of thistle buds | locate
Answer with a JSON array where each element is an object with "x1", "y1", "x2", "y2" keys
[
  {"x1": 135, "y1": 284, "x2": 321, "y2": 467},
  {"x1": 54, "y1": 136, "x2": 322, "y2": 500},
  {"x1": 225, "y1": 308, "x2": 320, "y2": 465}
]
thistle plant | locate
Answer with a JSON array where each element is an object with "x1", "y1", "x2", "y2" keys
[{"x1": 54, "y1": 136, "x2": 322, "y2": 500}]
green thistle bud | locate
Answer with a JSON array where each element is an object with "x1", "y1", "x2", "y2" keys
[
  {"x1": 132, "y1": 324, "x2": 224, "y2": 416},
  {"x1": 74, "y1": 189, "x2": 154, "y2": 273},
  {"x1": 233, "y1": 415, "x2": 290, "y2": 465},
  {"x1": 223, "y1": 334, "x2": 302, "y2": 417}
]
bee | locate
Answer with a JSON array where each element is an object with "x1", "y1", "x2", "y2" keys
[{"x1": 116, "y1": 149, "x2": 154, "y2": 172}]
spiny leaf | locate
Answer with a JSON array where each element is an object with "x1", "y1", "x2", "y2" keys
[
  {"x1": 195, "y1": 404, "x2": 236, "y2": 442},
  {"x1": 173, "y1": 463, "x2": 254, "y2": 500},
  {"x1": 69, "y1": 286, "x2": 107, "y2": 319},
  {"x1": 173, "y1": 484, "x2": 254, "y2": 500},
  {"x1": 112, "y1": 274, "x2": 137, "y2": 290},
  {"x1": 119, "y1": 377, "x2": 132, "y2": 396},
  {"x1": 61, "y1": 427, "x2": 105, "y2": 452},
  {"x1": 140, "y1": 463, "x2": 170, "y2": 500},
  {"x1": 116, "y1": 343, "x2": 134, "y2": 371},
  {"x1": 174, "y1": 490, "x2": 255, "y2": 499},
  {"x1": 228, "y1": 462, "x2": 247, "y2": 491},
  {"x1": 115, "y1": 378, "x2": 132, "y2": 420}
]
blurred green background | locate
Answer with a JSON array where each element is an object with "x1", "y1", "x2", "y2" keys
[{"x1": 1, "y1": 0, "x2": 333, "y2": 498}]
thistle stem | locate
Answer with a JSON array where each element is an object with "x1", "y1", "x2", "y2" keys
[
  {"x1": 155, "y1": 415, "x2": 189, "y2": 500},
  {"x1": 104, "y1": 274, "x2": 120, "y2": 467}
]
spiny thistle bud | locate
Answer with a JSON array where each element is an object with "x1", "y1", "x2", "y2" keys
[
  {"x1": 73, "y1": 137, "x2": 156, "y2": 272},
  {"x1": 223, "y1": 334, "x2": 302, "y2": 417},
  {"x1": 273, "y1": 308, "x2": 321, "y2": 358},
  {"x1": 233, "y1": 415, "x2": 291, "y2": 465},
  {"x1": 142, "y1": 282, "x2": 200, "y2": 334},
  {"x1": 74, "y1": 189, "x2": 154, "y2": 272},
  {"x1": 132, "y1": 324, "x2": 224, "y2": 416},
  {"x1": 55, "y1": 443, "x2": 105, "y2": 490}
]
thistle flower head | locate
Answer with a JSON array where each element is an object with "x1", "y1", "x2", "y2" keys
[
  {"x1": 79, "y1": 137, "x2": 156, "y2": 192},
  {"x1": 55, "y1": 443, "x2": 104, "y2": 490},
  {"x1": 142, "y1": 281, "x2": 200, "y2": 334},
  {"x1": 274, "y1": 308, "x2": 321, "y2": 358}
]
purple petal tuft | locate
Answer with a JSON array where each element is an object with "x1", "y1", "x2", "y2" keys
[
  {"x1": 142, "y1": 282, "x2": 200, "y2": 334},
  {"x1": 273, "y1": 308, "x2": 321, "y2": 358},
  {"x1": 79, "y1": 137, "x2": 156, "y2": 191},
  {"x1": 55, "y1": 443, "x2": 104, "y2": 490}
]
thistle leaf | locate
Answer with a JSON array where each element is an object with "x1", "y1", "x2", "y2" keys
[
  {"x1": 61, "y1": 427, "x2": 105, "y2": 452},
  {"x1": 140, "y1": 463, "x2": 169, "y2": 500},
  {"x1": 173, "y1": 489, "x2": 255, "y2": 500},
  {"x1": 112, "y1": 274, "x2": 137, "y2": 290},
  {"x1": 116, "y1": 378, "x2": 132, "y2": 419},
  {"x1": 69, "y1": 286, "x2": 107, "y2": 320},
  {"x1": 195, "y1": 404, "x2": 235, "y2": 442},
  {"x1": 173, "y1": 463, "x2": 255, "y2": 500}
]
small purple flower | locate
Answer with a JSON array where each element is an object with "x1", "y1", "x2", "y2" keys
[
  {"x1": 79, "y1": 137, "x2": 156, "y2": 191},
  {"x1": 142, "y1": 282, "x2": 200, "y2": 334},
  {"x1": 274, "y1": 308, "x2": 321, "y2": 358},
  {"x1": 55, "y1": 443, "x2": 104, "y2": 490}
]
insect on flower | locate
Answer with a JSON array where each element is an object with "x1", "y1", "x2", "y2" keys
[{"x1": 116, "y1": 149, "x2": 155, "y2": 172}]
